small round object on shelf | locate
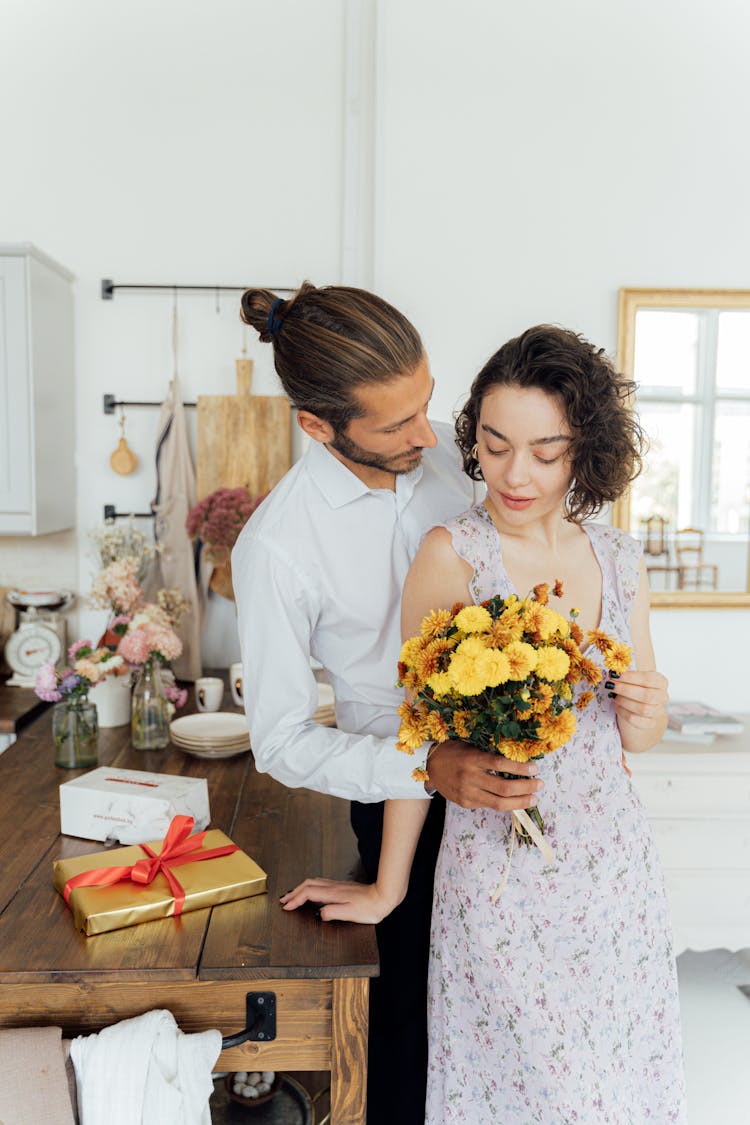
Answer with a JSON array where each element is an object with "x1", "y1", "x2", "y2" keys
[{"x1": 225, "y1": 1071, "x2": 281, "y2": 1108}]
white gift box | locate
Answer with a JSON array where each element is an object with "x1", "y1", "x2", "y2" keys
[{"x1": 59, "y1": 767, "x2": 210, "y2": 843}]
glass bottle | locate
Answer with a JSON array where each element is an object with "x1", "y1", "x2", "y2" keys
[
  {"x1": 131, "y1": 660, "x2": 170, "y2": 750},
  {"x1": 52, "y1": 696, "x2": 99, "y2": 769}
]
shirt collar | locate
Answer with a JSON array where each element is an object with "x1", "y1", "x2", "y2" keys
[{"x1": 305, "y1": 438, "x2": 424, "y2": 510}]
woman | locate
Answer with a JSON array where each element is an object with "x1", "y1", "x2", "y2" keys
[{"x1": 282, "y1": 325, "x2": 687, "y2": 1123}]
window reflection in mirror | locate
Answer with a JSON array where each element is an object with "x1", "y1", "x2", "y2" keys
[{"x1": 614, "y1": 290, "x2": 750, "y2": 606}]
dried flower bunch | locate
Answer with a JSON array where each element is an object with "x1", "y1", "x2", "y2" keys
[
  {"x1": 88, "y1": 518, "x2": 159, "y2": 583},
  {"x1": 185, "y1": 487, "x2": 266, "y2": 565},
  {"x1": 396, "y1": 582, "x2": 631, "y2": 844}
]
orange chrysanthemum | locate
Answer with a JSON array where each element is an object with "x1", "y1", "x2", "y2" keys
[
  {"x1": 552, "y1": 579, "x2": 564, "y2": 598},
  {"x1": 420, "y1": 608, "x2": 453, "y2": 640},
  {"x1": 533, "y1": 582, "x2": 550, "y2": 605},
  {"x1": 426, "y1": 711, "x2": 450, "y2": 743},
  {"x1": 576, "y1": 689, "x2": 594, "y2": 711},
  {"x1": 411, "y1": 767, "x2": 430, "y2": 783},
  {"x1": 452, "y1": 709, "x2": 473, "y2": 740},
  {"x1": 606, "y1": 642, "x2": 633, "y2": 676},
  {"x1": 536, "y1": 708, "x2": 577, "y2": 751}
]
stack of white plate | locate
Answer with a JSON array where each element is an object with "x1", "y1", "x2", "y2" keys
[
  {"x1": 313, "y1": 682, "x2": 336, "y2": 727},
  {"x1": 169, "y1": 712, "x2": 250, "y2": 759}
]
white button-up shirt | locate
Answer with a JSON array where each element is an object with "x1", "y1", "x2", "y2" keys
[{"x1": 232, "y1": 421, "x2": 478, "y2": 802}]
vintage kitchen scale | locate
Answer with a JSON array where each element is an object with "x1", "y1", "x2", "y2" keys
[{"x1": 3, "y1": 590, "x2": 75, "y2": 687}]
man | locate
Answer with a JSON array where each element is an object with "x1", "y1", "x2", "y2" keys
[{"x1": 233, "y1": 282, "x2": 542, "y2": 1124}]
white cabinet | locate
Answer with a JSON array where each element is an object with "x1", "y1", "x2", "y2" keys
[
  {"x1": 0, "y1": 243, "x2": 75, "y2": 535},
  {"x1": 628, "y1": 720, "x2": 750, "y2": 954}
]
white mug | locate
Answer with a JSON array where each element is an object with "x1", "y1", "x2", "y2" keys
[
  {"x1": 195, "y1": 676, "x2": 224, "y2": 712},
  {"x1": 229, "y1": 662, "x2": 244, "y2": 708}
]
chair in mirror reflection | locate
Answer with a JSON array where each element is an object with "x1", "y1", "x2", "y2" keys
[
  {"x1": 673, "y1": 527, "x2": 719, "y2": 591},
  {"x1": 641, "y1": 515, "x2": 682, "y2": 591}
]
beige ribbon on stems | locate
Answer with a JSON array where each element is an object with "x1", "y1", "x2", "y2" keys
[{"x1": 491, "y1": 807, "x2": 556, "y2": 905}]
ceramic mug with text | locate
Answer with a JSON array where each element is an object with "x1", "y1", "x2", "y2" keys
[
  {"x1": 195, "y1": 676, "x2": 224, "y2": 712},
  {"x1": 229, "y1": 662, "x2": 244, "y2": 708}
]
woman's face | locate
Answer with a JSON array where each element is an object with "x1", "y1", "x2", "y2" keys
[{"x1": 475, "y1": 384, "x2": 573, "y2": 524}]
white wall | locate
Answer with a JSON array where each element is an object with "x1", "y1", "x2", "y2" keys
[
  {"x1": 374, "y1": 0, "x2": 750, "y2": 710},
  {"x1": 0, "y1": 0, "x2": 347, "y2": 663},
  {"x1": 1, "y1": 0, "x2": 748, "y2": 707}
]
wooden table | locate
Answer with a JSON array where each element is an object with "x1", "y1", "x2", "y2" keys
[
  {"x1": 0, "y1": 676, "x2": 49, "y2": 734},
  {"x1": 0, "y1": 690, "x2": 377, "y2": 1124}
]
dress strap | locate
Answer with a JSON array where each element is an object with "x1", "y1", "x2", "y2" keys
[{"x1": 440, "y1": 504, "x2": 511, "y2": 604}]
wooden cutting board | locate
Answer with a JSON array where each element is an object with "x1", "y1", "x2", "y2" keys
[{"x1": 196, "y1": 359, "x2": 291, "y2": 500}]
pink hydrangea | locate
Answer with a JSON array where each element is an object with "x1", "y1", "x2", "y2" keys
[
  {"x1": 118, "y1": 629, "x2": 151, "y2": 665},
  {"x1": 35, "y1": 662, "x2": 62, "y2": 702},
  {"x1": 186, "y1": 487, "x2": 266, "y2": 563}
]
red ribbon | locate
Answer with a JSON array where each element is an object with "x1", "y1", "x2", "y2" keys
[{"x1": 63, "y1": 814, "x2": 239, "y2": 917}]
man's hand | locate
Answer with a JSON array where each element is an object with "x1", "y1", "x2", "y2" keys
[{"x1": 427, "y1": 740, "x2": 543, "y2": 811}]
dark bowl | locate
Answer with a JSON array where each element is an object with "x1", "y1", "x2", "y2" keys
[{"x1": 225, "y1": 1071, "x2": 281, "y2": 1109}]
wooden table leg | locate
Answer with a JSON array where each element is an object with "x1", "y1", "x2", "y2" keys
[{"x1": 330, "y1": 977, "x2": 369, "y2": 1125}]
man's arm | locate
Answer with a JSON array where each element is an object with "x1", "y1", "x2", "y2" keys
[{"x1": 232, "y1": 530, "x2": 424, "y2": 802}]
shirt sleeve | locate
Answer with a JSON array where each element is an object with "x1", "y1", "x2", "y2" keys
[{"x1": 232, "y1": 530, "x2": 427, "y2": 803}]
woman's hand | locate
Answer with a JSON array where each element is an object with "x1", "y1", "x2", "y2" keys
[
  {"x1": 608, "y1": 668, "x2": 669, "y2": 751},
  {"x1": 279, "y1": 878, "x2": 398, "y2": 924}
]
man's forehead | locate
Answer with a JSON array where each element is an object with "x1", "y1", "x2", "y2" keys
[{"x1": 351, "y1": 360, "x2": 433, "y2": 426}]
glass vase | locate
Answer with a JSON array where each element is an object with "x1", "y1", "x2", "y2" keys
[
  {"x1": 52, "y1": 697, "x2": 99, "y2": 769},
  {"x1": 131, "y1": 660, "x2": 170, "y2": 750}
]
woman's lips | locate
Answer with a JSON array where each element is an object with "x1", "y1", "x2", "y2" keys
[{"x1": 500, "y1": 492, "x2": 534, "y2": 510}]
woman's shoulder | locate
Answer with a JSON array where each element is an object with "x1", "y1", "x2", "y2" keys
[
  {"x1": 440, "y1": 502, "x2": 491, "y2": 535},
  {"x1": 584, "y1": 521, "x2": 642, "y2": 557}
]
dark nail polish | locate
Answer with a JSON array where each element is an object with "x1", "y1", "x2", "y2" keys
[
  {"x1": 607, "y1": 691, "x2": 616, "y2": 699},
  {"x1": 604, "y1": 681, "x2": 614, "y2": 690},
  {"x1": 609, "y1": 670, "x2": 620, "y2": 679},
  {"x1": 314, "y1": 908, "x2": 322, "y2": 921}
]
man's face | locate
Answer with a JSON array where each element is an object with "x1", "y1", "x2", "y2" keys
[{"x1": 328, "y1": 356, "x2": 438, "y2": 478}]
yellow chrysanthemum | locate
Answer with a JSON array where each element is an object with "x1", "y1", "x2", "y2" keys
[
  {"x1": 534, "y1": 645, "x2": 571, "y2": 682},
  {"x1": 448, "y1": 653, "x2": 489, "y2": 696},
  {"x1": 579, "y1": 657, "x2": 603, "y2": 687},
  {"x1": 518, "y1": 602, "x2": 545, "y2": 638},
  {"x1": 426, "y1": 669, "x2": 454, "y2": 698},
  {"x1": 453, "y1": 709, "x2": 473, "y2": 740},
  {"x1": 575, "y1": 689, "x2": 594, "y2": 711},
  {"x1": 399, "y1": 635, "x2": 426, "y2": 667},
  {"x1": 494, "y1": 738, "x2": 541, "y2": 763},
  {"x1": 586, "y1": 629, "x2": 618, "y2": 663},
  {"x1": 606, "y1": 641, "x2": 633, "y2": 676},
  {"x1": 529, "y1": 684, "x2": 555, "y2": 714},
  {"x1": 547, "y1": 610, "x2": 570, "y2": 639},
  {"x1": 455, "y1": 635, "x2": 488, "y2": 659},
  {"x1": 477, "y1": 648, "x2": 511, "y2": 688},
  {"x1": 426, "y1": 711, "x2": 450, "y2": 743},
  {"x1": 503, "y1": 640, "x2": 538, "y2": 681},
  {"x1": 536, "y1": 708, "x2": 577, "y2": 751},
  {"x1": 453, "y1": 605, "x2": 493, "y2": 634},
  {"x1": 396, "y1": 701, "x2": 429, "y2": 753},
  {"x1": 414, "y1": 637, "x2": 453, "y2": 681},
  {"x1": 411, "y1": 767, "x2": 430, "y2": 783},
  {"x1": 420, "y1": 608, "x2": 453, "y2": 640}
]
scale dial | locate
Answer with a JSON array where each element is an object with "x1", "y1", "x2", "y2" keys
[{"x1": 4, "y1": 622, "x2": 63, "y2": 677}]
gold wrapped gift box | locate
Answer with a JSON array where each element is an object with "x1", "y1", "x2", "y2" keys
[{"x1": 53, "y1": 829, "x2": 267, "y2": 937}]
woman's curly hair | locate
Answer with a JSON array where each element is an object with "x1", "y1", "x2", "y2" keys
[{"x1": 455, "y1": 325, "x2": 645, "y2": 522}]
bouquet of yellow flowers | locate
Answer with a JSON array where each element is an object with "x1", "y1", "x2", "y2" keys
[{"x1": 396, "y1": 581, "x2": 631, "y2": 850}]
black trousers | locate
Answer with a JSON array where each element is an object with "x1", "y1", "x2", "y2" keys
[{"x1": 350, "y1": 796, "x2": 446, "y2": 1125}]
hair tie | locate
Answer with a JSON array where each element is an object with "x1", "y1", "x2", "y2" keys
[{"x1": 267, "y1": 298, "x2": 284, "y2": 341}]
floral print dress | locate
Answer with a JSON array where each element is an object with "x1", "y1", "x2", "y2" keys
[{"x1": 426, "y1": 506, "x2": 687, "y2": 1125}]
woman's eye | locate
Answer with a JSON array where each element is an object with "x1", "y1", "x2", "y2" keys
[{"x1": 485, "y1": 447, "x2": 509, "y2": 457}]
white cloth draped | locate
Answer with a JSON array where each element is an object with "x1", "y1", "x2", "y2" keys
[{"x1": 70, "y1": 1009, "x2": 221, "y2": 1125}]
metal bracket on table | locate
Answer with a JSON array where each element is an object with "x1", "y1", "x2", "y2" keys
[{"x1": 221, "y1": 991, "x2": 277, "y2": 1048}]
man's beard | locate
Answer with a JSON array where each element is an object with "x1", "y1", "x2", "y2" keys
[{"x1": 328, "y1": 429, "x2": 424, "y2": 475}]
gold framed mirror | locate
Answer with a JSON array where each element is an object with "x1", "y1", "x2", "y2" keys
[{"x1": 613, "y1": 288, "x2": 750, "y2": 608}]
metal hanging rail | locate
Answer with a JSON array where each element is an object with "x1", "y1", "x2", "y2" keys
[
  {"x1": 103, "y1": 394, "x2": 197, "y2": 414},
  {"x1": 101, "y1": 279, "x2": 295, "y2": 300}
]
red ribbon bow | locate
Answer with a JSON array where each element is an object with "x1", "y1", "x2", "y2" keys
[{"x1": 63, "y1": 814, "x2": 239, "y2": 917}]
